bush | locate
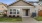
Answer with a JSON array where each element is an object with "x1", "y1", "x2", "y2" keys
[
  {"x1": 13, "y1": 15, "x2": 15, "y2": 17},
  {"x1": 9, "y1": 15, "x2": 11, "y2": 17},
  {"x1": 3, "y1": 14, "x2": 7, "y2": 17},
  {"x1": 17, "y1": 15, "x2": 19, "y2": 17}
]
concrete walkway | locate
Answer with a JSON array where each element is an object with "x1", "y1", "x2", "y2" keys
[{"x1": 22, "y1": 17, "x2": 38, "y2": 23}]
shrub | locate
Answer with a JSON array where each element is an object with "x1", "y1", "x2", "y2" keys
[
  {"x1": 13, "y1": 15, "x2": 15, "y2": 17},
  {"x1": 3, "y1": 14, "x2": 7, "y2": 17},
  {"x1": 17, "y1": 15, "x2": 19, "y2": 17},
  {"x1": 9, "y1": 15, "x2": 11, "y2": 17}
]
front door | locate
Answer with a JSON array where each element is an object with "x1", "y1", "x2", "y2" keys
[
  {"x1": 26, "y1": 9, "x2": 28, "y2": 16},
  {"x1": 23, "y1": 9, "x2": 30, "y2": 17}
]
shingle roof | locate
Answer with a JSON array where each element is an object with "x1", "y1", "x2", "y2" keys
[{"x1": 8, "y1": 0, "x2": 34, "y2": 6}]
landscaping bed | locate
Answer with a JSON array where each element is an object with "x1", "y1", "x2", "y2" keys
[
  {"x1": 35, "y1": 16, "x2": 42, "y2": 21},
  {"x1": 0, "y1": 17, "x2": 22, "y2": 22}
]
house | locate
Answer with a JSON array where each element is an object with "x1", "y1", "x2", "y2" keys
[
  {"x1": 0, "y1": 2, "x2": 7, "y2": 17},
  {"x1": 7, "y1": 0, "x2": 39, "y2": 17},
  {"x1": 37, "y1": 0, "x2": 42, "y2": 16},
  {"x1": 0, "y1": 0, "x2": 41, "y2": 17},
  {"x1": 0, "y1": 2, "x2": 7, "y2": 13}
]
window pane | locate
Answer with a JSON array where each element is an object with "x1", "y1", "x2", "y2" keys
[
  {"x1": 10, "y1": 9, "x2": 12, "y2": 11},
  {"x1": 17, "y1": 12, "x2": 19, "y2": 14},
  {"x1": 13, "y1": 12, "x2": 16, "y2": 14},
  {"x1": 10, "y1": 12, "x2": 12, "y2": 14},
  {"x1": 17, "y1": 10, "x2": 19, "y2": 14},
  {"x1": 13, "y1": 9, "x2": 16, "y2": 11}
]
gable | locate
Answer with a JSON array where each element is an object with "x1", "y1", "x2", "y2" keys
[{"x1": 9, "y1": 1, "x2": 33, "y2": 6}]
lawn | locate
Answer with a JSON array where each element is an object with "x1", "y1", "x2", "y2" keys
[
  {"x1": 0, "y1": 17, "x2": 22, "y2": 22},
  {"x1": 35, "y1": 16, "x2": 42, "y2": 21}
]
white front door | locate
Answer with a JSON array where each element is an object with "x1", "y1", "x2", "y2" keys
[{"x1": 23, "y1": 9, "x2": 30, "y2": 17}]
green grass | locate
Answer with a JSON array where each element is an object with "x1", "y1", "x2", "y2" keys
[
  {"x1": 0, "y1": 17, "x2": 22, "y2": 22},
  {"x1": 35, "y1": 16, "x2": 42, "y2": 21}
]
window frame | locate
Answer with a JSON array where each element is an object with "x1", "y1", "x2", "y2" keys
[{"x1": 10, "y1": 9, "x2": 20, "y2": 15}]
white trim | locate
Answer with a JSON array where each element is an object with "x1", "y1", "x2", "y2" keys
[{"x1": 9, "y1": 6, "x2": 34, "y2": 7}]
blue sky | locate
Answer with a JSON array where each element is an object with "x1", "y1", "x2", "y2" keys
[
  {"x1": 0, "y1": 0, "x2": 16, "y2": 5},
  {"x1": 0, "y1": 0, "x2": 39, "y2": 5}
]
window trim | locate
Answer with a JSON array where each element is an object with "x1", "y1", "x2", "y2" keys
[{"x1": 10, "y1": 9, "x2": 20, "y2": 15}]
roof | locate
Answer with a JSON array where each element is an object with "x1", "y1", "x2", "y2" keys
[
  {"x1": 0, "y1": 2, "x2": 7, "y2": 11},
  {"x1": 8, "y1": 0, "x2": 34, "y2": 6},
  {"x1": 0, "y1": 2, "x2": 3, "y2": 4},
  {"x1": 0, "y1": 2, "x2": 7, "y2": 7}
]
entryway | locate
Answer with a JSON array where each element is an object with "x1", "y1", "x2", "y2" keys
[
  {"x1": 26, "y1": 9, "x2": 28, "y2": 16},
  {"x1": 22, "y1": 9, "x2": 30, "y2": 17}
]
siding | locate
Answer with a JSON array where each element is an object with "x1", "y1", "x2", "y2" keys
[{"x1": 9, "y1": 1, "x2": 33, "y2": 6}]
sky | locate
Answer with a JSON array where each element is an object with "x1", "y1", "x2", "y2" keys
[
  {"x1": 0, "y1": 0, "x2": 16, "y2": 5},
  {"x1": 0, "y1": 0, "x2": 39, "y2": 5}
]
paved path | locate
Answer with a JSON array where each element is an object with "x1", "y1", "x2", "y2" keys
[
  {"x1": 0, "y1": 17, "x2": 41, "y2": 23},
  {"x1": 38, "y1": 21, "x2": 42, "y2": 23},
  {"x1": 22, "y1": 17, "x2": 38, "y2": 23}
]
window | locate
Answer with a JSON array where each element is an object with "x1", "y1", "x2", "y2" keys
[
  {"x1": 13, "y1": 12, "x2": 16, "y2": 14},
  {"x1": 10, "y1": 9, "x2": 12, "y2": 14},
  {"x1": 13, "y1": 9, "x2": 16, "y2": 11},
  {"x1": 17, "y1": 12, "x2": 19, "y2": 14},
  {"x1": 17, "y1": 10, "x2": 19, "y2": 14},
  {"x1": 10, "y1": 9, "x2": 20, "y2": 15},
  {"x1": 10, "y1": 12, "x2": 12, "y2": 14},
  {"x1": 13, "y1": 9, "x2": 16, "y2": 14}
]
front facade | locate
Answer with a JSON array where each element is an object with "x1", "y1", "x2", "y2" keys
[
  {"x1": 7, "y1": 0, "x2": 39, "y2": 17},
  {"x1": 0, "y1": 0, "x2": 42, "y2": 17}
]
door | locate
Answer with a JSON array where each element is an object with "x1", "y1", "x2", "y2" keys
[
  {"x1": 26, "y1": 10, "x2": 28, "y2": 16},
  {"x1": 23, "y1": 9, "x2": 30, "y2": 17}
]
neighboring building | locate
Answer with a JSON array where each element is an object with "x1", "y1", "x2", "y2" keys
[
  {"x1": 0, "y1": 2, "x2": 7, "y2": 17},
  {"x1": 37, "y1": 0, "x2": 42, "y2": 16},
  {"x1": 0, "y1": 2, "x2": 7, "y2": 12}
]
